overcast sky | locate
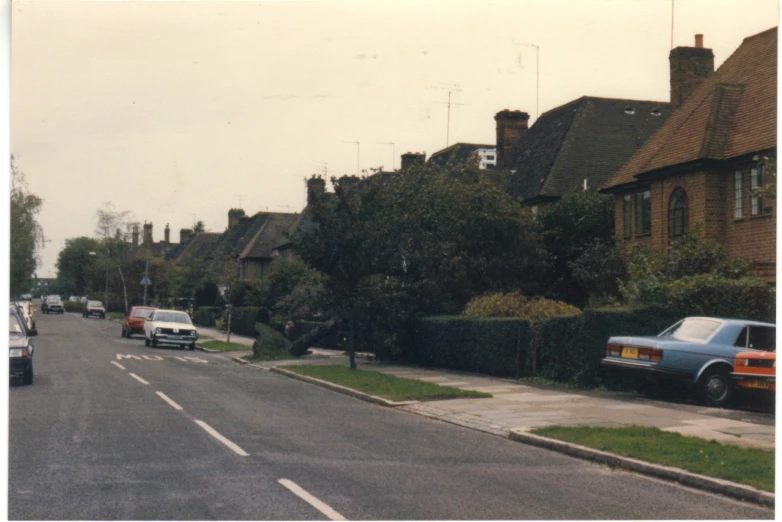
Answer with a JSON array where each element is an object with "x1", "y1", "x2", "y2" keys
[{"x1": 9, "y1": 0, "x2": 778, "y2": 278}]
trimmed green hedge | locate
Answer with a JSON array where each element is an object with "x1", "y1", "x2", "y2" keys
[
  {"x1": 63, "y1": 301, "x2": 84, "y2": 313},
  {"x1": 227, "y1": 307, "x2": 270, "y2": 337},
  {"x1": 405, "y1": 316, "x2": 531, "y2": 378},
  {"x1": 193, "y1": 306, "x2": 222, "y2": 327}
]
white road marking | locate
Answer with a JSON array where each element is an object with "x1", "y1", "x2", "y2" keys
[
  {"x1": 117, "y1": 354, "x2": 141, "y2": 360},
  {"x1": 156, "y1": 391, "x2": 183, "y2": 411},
  {"x1": 194, "y1": 420, "x2": 249, "y2": 456},
  {"x1": 278, "y1": 479, "x2": 347, "y2": 521},
  {"x1": 111, "y1": 361, "x2": 126, "y2": 370},
  {"x1": 129, "y1": 373, "x2": 150, "y2": 385}
]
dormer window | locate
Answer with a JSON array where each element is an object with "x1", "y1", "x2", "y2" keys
[
  {"x1": 651, "y1": 108, "x2": 662, "y2": 117},
  {"x1": 624, "y1": 107, "x2": 635, "y2": 115}
]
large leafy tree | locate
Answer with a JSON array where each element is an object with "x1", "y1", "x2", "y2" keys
[
  {"x1": 10, "y1": 155, "x2": 44, "y2": 296},
  {"x1": 94, "y1": 203, "x2": 138, "y2": 314},
  {"x1": 55, "y1": 236, "x2": 104, "y2": 296}
]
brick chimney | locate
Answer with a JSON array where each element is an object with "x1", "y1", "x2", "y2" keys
[
  {"x1": 336, "y1": 175, "x2": 361, "y2": 196},
  {"x1": 228, "y1": 208, "x2": 245, "y2": 229},
  {"x1": 179, "y1": 228, "x2": 194, "y2": 245},
  {"x1": 307, "y1": 176, "x2": 326, "y2": 205},
  {"x1": 131, "y1": 224, "x2": 139, "y2": 249},
  {"x1": 669, "y1": 34, "x2": 714, "y2": 110},
  {"x1": 494, "y1": 110, "x2": 530, "y2": 168},
  {"x1": 143, "y1": 222, "x2": 153, "y2": 245},
  {"x1": 400, "y1": 152, "x2": 425, "y2": 172}
]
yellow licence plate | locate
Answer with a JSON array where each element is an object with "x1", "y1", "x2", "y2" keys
[
  {"x1": 745, "y1": 380, "x2": 771, "y2": 390},
  {"x1": 621, "y1": 347, "x2": 638, "y2": 359}
]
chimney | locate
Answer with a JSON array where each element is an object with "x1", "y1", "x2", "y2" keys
[
  {"x1": 179, "y1": 228, "x2": 194, "y2": 245},
  {"x1": 494, "y1": 110, "x2": 530, "y2": 168},
  {"x1": 669, "y1": 34, "x2": 714, "y2": 110},
  {"x1": 132, "y1": 224, "x2": 139, "y2": 249},
  {"x1": 164, "y1": 223, "x2": 170, "y2": 243},
  {"x1": 400, "y1": 152, "x2": 425, "y2": 172},
  {"x1": 228, "y1": 208, "x2": 246, "y2": 229},
  {"x1": 307, "y1": 176, "x2": 326, "y2": 205},
  {"x1": 143, "y1": 222, "x2": 153, "y2": 245},
  {"x1": 336, "y1": 175, "x2": 361, "y2": 197}
]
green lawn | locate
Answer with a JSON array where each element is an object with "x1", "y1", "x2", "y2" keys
[
  {"x1": 106, "y1": 312, "x2": 124, "y2": 320},
  {"x1": 531, "y1": 425, "x2": 774, "y2": 492},
  {"x1": 199, "y1": 340, "x2": 252, "y2": 352},
  {"x1": 242, "y1": 352, "x2": 300, "y2": 362},
  {"x1": 283, "y1": 365, "x2": 492, "y2": 402}
]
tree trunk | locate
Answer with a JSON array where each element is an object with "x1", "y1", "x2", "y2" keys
[
  {"x1": 116, "y1": 264, "x2": 129, "y2": 315},
  {"x1": 288, "y1": 319, "x2": 339, "y2": 356},
  {"x1": 348, "y1": 307, "x2": 356, "y2": 370}
]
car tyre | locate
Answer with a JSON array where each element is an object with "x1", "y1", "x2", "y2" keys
[
  {"x1": 151, "y1": 337, "x2": 158, "y2": 348},
  {"x1": 144, "y1": 337, "x2": 150, "y2": 347},
  {"x1": 22, "y1": 366, "x2": 33, "y2": 386},
  {"x1": 697, "y1": 367, "x2": 734, "y2": 407},
  {"x1": 189, "y1": 343, "x2": 195, "y2": 351},
  {"x1": 121, "y1": 328, "x2": 126, "y2": 338}
]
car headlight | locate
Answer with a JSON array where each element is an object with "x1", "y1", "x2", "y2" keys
[
  {"x1": 10, "y1": 348, "x2": 28, "y2": 357},
  {"x1": 189, "y1": 331, "x2": 197, "y2": 337},
  {"x1": 155, "y1": 328, "x2": 162, "y2": 334}
]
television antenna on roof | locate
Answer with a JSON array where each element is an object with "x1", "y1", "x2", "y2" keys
[{"x1": 430, "y1": 84, "x2": 464, "y2": 147}]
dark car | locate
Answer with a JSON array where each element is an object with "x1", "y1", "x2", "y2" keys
[
  {"x1": 42, "y1": 296, "x2": 64, "y2": 315},
  {"x1": 121, "y1": 306, "x2": 157, "y2": 338},
  {"x1": 9, "y1": 305, "x2": 36, "y2": 385},
  {"x1": 83, "y1": 300, "x2": 106, "y2": 319},
  {"x1": 602, "y1": 317, "x2": 776, "y2": 407}
]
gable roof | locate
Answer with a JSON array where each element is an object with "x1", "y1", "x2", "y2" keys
[
  {"x1": 505, "y1": 96, "x2": 670, "y2": 201},
  {"x1": 239, "y1": 213, "x2": 300, "y2": 260},
  {"x1": 428, "y1": 142, "x2": 495, "y2": 167},
  {"x1": 605, "y1": 27, "x2": 777, "y2": 190},
  {"x1": 175, "y1": 233, "x2": 222, "y2": 263}
]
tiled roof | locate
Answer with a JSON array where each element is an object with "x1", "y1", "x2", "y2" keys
[
  {"x1": 175, "y1": 233, "x2": 222, "y2": 263},
  {"x1": 428, "y1": 142, "x2": 495, "y2": 167},
  {"x1": 605, "y1": 27, "x2": 777, "y2": 190},
  {"x1": 239, "y1": 213, "x2": 300, "y2": 260},
  {"x1": 506, "y1": 96, "x2": 671, "y2": 201}
]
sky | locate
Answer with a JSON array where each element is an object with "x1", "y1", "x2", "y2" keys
[{"x1": 8, "y1": 0, "x2": 779, "y2": 278}]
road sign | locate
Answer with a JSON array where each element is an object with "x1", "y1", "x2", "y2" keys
[{"x1": 140, "y1": 275, "x2": 152, "y2": 286}]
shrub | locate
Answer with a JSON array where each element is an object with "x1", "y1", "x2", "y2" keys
[
  {"x1": 63, "y1": 301, "x2": 84, "y2": 313},
  {"x1": 663, "y1": 275, "x2": 774, "y2": 322},
  {"x1": 227, "y1": 307, "x2": 270, "y2": 337},
  {"x1": 193, "y1": 306, "x2": 222, "y2": 327},
  {"x1": 253, "y1": 322, "x2": 291, "y2": 359},
  {"x1": 462, "y1": 292, "x2": 581, "y2": 321}
]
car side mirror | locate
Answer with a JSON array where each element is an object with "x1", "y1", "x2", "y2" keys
[{"x1": 28, "y1": 328, "x2": 38, "y2": 337}]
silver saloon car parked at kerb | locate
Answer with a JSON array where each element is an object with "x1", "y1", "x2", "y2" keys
[
  {"x1": 143, "y1": 309, "x2": 198, "y2": 350},
  {"x1": 601, "y1": 317, "x2": 776, "y2": 407}
]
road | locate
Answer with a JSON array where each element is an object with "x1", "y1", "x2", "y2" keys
[{"x1": 8, "y1": 312, "x2": 774, "y2": 520}]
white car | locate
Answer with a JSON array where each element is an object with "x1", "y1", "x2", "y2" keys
[
  {"x1": 143, "y1": 309, "x2": 198, "y2": 350},
  {"x1": 12, "y1": 300, "x2": 35, "y2": 331}
]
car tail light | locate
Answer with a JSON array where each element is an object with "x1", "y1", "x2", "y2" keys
[
  {"x1": 637, "y1": 347, "x2": 663, "y2": 362},
  {"x1": 606, "y1": 344, "x2": 622, "y2": 357},
  {"x1": 735, "y1": 358, "x2": 748, "y2": 367}
]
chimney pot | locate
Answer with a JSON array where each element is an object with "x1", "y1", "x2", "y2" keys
[
  {"x1": 695, "y1": 34, "x2": 704, "y2": 48},
  {"x1": 494, "y1": 110, "x2": 530, "y2": 169},
  {"x1": 307, "y1": 176, "x2": 327, "y2": 205},
  {"x1": 400, "y1": 152, "x2": 425, "y2": 172}
]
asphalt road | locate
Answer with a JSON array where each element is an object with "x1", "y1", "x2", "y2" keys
[{"x1": 9, "y1": 312, "x2": 774, "y2": 520}]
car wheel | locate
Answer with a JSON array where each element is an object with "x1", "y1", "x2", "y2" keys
[
  {"x1": 121, "y1": 328, "x2": 126, "y2": 338},
  {"x1": 189, "y1": 343, "x2": 195, "y2": 351},
  {"x1": 697, "y1": 367, "x2": 734, "y2": 407},
  {"x1": 151, "y1": 337, "x2": 158, "y2": 348},
  {"x1": 60, "y1": 310, "x2": 64, "y2": 315},
  {"x1": 22, "y1": 366, "x2": 33, "y2": 386},
  {"x1": 144, "y1": 337, "x2": 150, "y2": 347}
]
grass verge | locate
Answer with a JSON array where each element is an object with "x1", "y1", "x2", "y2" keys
[
  {"x1": 531, "y1": 425, "x2": 774, "y2": 492},
  {"x1": 283, "y1": 365, "x2": 492, "y2": 402},
  {"x1": 106, "y1": 312, "x2": 124, "y2": 320},
  {"x1": 199, "y1": 340, "x2": 251, "y2": 352}
]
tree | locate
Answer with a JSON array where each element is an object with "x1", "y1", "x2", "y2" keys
[
  {"x1": 55, "y1": 236, "x2": 104, "y2": 296},
  {"x1": 193, "y1": 220, "x2": 206, "y2": 233},
  {"x1": 10, "y1": 155, "x2": 44, "y2": 296},
  {"x1": 94, "y1": 203, "x2": 137, "y2": 314}
]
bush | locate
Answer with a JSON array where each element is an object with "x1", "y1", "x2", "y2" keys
[
  {"x1": 63, "y1": 301, "x2": 84, "y2": 313},
  {"x1": 462, "y1": 292, "x2": 581, "y2": 321},
  {"x1": 193, "y1": 306, "x2": 222, "y2": 327},
  {"x1": 226, "y1": 306, "x2": 270, "y2": 337},
  {"x1": 287, "y1": 320, "x2": 343, "y2": 348},
  {"x1": 253, "y1": 322, "x2": 291, "y2": 358},
  {"x1": 662, "y1": 275, "x2": 774, "y2": 322}
]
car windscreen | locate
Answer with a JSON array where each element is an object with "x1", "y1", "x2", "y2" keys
[
  {"x1": 153, "y1": 312, "x2": 192, "y2": 324},
  {"x1": 133, "y1": 308, "x2": 155, "y2": 319},
  {"x1": 87, "y1": 301, "x2": 103, "y2": 307},
  {"x1": 9, "y1": 313, "x2": 24, "y2": 336},
  {"x1": 659, "y1": 318, "x2": 721, "y2": 342}
]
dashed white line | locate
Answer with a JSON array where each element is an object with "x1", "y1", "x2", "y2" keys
[
  {"x1": 194, "y1": 420, "x2": 249, "y2": 456},
  {"x1": 156, "y1": 391, "x2": 183, "y2": 411},
  {"x1": 129, "y1": 373, "x2": 150, "y2": 385},
  {"x1": 278, "y1": 479, "x2": 347, "y2": 521},
  {"x1": 111, "y1": 361, "x2": 126, "y2": 370}
]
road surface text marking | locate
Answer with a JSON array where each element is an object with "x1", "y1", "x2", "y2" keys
[
  {"x1": 111, "y1": 361, "x2": 126, "y2": 370},
  {"x1": 194, "y1": 420, "x2": 249, "y2": 456},
  {"x1": 156, "y1": 392, "x2": 184, "y2": 411},
  {"x1": 129, "y1": 373, "x2": 150, "y2": 385},
  {"x1": 278, "y1": 479, "x2": 347, "y2": 521}
]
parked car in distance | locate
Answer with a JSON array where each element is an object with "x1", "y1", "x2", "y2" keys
[
  {"x1": 42, "y1": 296, "x2": 64, "y2": 315},
  {"x1": 602, "y1": 317, "x2": 776, "y2": 407},
  {"x1": 20, "y1": 293, "x2": 32, "y2": 301},
  {"x1": 121, "y1": 306, "x2": 157, "y2": 338},
  {"x1": 143, "y1": 309, "x2": 198, "y2": 350},
  {"x1": 9, "y1": 305, "x2": 36, "y2": 385},
  {"x1": 731, "y1": 351, "x2": 775, "y2": 392},
  {"x1": 82, "y1": 300, "x2": 106, "y2": 319},
  {"x1": 12, "y1": 300, "x2": 35, "y2": 331}
]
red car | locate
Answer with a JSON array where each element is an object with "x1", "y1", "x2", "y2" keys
[
  {"x1": 731, "y1": 351, "x2": 775, "y2": 392},
  {"x1": 121, "y1": 306, "x2": 157, "y2": 338}
]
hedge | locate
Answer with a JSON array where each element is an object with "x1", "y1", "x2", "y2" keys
[
  {"x1": 226, "y1": 307, "x2": 270, "y2": 337},
  {"x1": 287, "y1": 320, "x2": 343, "y2": 348},
  {"x1": 193, "y1": 306, "x2": 222, "y2": 327}
]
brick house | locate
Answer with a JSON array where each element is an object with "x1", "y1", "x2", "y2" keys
[{"x1": 602, "y1": 29, "x2": 777, "y2": 283}]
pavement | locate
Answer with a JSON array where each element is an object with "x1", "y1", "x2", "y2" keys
[{"x1": 196, "y1": 326, "x2": 776, "y2": 507}]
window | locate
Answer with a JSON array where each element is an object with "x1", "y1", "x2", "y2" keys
[
  {"x1": 485, "y1": 155, "x2": 495, "y2": 161},
  {"x1": 668, "y1": 188, "x2": 688, "y2": 240},
  {"x1": 634, "y1": 189, "x2": 651, "y2": 234},
  {"x1": 733, "y1": 325, "x2": 775, "y2": 351},
  {"x1": 622, "y1": 194, "x2": 632, "y2": 237},
  {"x1": 734, "y1": 171, "x2": 744, "y2": 218},
  {"x1": 751, "y1": 166, "x2": 764, "y2": 215}
]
